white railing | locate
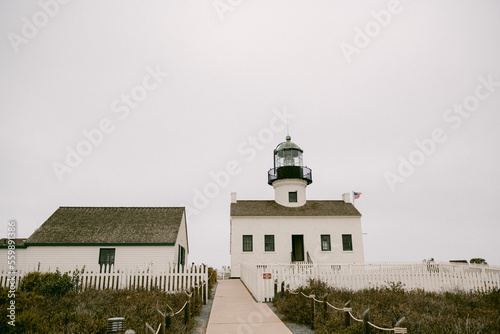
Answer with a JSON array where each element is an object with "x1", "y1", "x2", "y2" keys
[
  {"x1": 0, "y1": 263, "x2": 208, "y2": 296},
  {"x1": 240, "y1": 262, "x2": 500, "y2": 302}
]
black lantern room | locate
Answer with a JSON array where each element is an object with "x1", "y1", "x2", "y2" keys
[{"x1": 268, "y1": 136, "x2": 312, "y2": 185}]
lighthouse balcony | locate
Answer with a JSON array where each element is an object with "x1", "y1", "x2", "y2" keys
[{"x1": 268, "y1": 166, "x2": 312, "y2": 185}]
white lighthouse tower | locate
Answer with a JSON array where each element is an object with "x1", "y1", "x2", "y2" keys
[
  {"x1": 267, "y1": 135, "x2": 312, "y2": 207},
  {"x1": 230, "y1": 135, "x2": 364, "y2": 277}
]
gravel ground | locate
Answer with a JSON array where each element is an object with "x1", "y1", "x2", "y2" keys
[
  {"x1": 192, "y1": 282, "x2": 217, "y2": 334},
  {"x1": 266, "y1": 303, "x2": 315, "y2": 334}
]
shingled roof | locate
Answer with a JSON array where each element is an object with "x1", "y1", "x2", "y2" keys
[
  {"x1": 26, "y1": 207, "x2": 185, "y2": 245},
  {"x1": 231, "y1": 200, "x2": 361, "y2": 217}
]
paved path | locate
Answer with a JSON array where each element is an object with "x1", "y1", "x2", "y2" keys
[{"x1": 206, "y1": 279, "x2": 292, "y2": 334}]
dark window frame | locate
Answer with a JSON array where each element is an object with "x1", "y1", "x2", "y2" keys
[
  {"x1": 99, "y1": 248, "x2": 115, "y2": 265},
  {"x1": 289, "y1": 191, "x2": 298, "y2": 203},
  {"x1": 243, "y1": 235, "x2": 253, "y2": 252},
  {"x1": 178, "y1": 245, "x2": 186, "y2": 266},
  {"x1": 321, "y1": 235, "x2": 331, "y2": 251},
  {"x1": 264, "y1": 235, "x2": 275, "y2": 252},
  {"x1": 342, "y1": 234, "x2": 353, "y2": 251}
]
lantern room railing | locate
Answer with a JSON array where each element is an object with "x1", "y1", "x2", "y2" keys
[{"x1": 268, "y1": 166, "x2": 312, "y2": 185}]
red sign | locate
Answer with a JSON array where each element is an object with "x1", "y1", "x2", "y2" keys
[{"x1": 263, "y1": 273, "x2": 271, "y2": 279}]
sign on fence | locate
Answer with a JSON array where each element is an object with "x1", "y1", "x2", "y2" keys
[{"x1": 263, "y1": 273, "x2": 272, "y2": 279}]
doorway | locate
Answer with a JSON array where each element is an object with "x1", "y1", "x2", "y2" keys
[{"x1": 291, "y1": 235, "x2": 304, "y2": 262}]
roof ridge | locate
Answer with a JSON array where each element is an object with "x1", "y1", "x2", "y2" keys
[{"x1": 59, "y1": 206, "x2": 185, "y2": 209}]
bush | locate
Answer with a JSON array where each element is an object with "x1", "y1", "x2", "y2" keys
[
  {"x1": 274, "y1": 279, "x2": 500, "y2": 334},
  {"x1": 19, "y1": 270, "x2": 79, "y2": 297},
  {"x1": 0, "y1": 286, "x2": 196, "y2": 333}
]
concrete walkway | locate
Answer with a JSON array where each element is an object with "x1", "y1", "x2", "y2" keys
[{"x1": 206, "y1": 279, "x2": 292, "y2": 334}]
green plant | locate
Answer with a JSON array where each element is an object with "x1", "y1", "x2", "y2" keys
[
  {"x1": 470, "y1": 258, "x2": 487, "y2": 265},
  {"x1": 273, "y1": 279, "x2": 500, "y2": 333},
  {"x1": 19, "y1": 270, "x2": 79, "y2": 297}
]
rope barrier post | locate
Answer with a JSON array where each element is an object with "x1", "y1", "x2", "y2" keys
[
  {"x1": 310, "y1": 294, "x2": 315, "y2": 330},
  {"x1": 194, "y1": 284, "x2": 198, "y2": 314},
  {"x1": 191, "y1": 286, "x2": 196, "y2": 316},
  {"x1": 203, "y1": 281, "x2": 207, "y2": 305},
  {"x1": 344, "y1": 300, "x2": 351, "y2": 327},
  {"x1": 165, "y1": 313, "x2": 171, "y2": 331},
  {"x1": 363, "y1": 308, "x2": 370, "y2": 334},
  {"x1": 322, "y1": 294, "x2": 328, "y2": 321},
  {"x1": 281, "y1": 281, "x2": 285, "y2": 297},
  {"x1": 185, "y1": 292, "x2": 191, "y2": 325},
  {"x1": 157, "y1": 309, "x2": 166, "y2": 334}
]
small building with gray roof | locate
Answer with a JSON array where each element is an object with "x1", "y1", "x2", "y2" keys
[{"x1": 8, "y1": 206, "x2": 188, "y2": 272}]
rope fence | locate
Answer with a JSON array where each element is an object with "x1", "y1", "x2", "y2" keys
[
  {"x1": 280, "y1": 282, "x2": 408, "y2": 333},
  {"x1": 144, "y1": 276, "x2": 212, "y2": 334}
]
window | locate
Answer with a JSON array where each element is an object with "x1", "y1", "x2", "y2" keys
[
  {"x1": 289, "y1": 191, "x2": 298, "y2": 203},
  {"x1": 99, "y1": 248, "x2": 115, "y2": 272},
  {"x1": 265, "y1": 235, "x2": 275, "y2": 252},
  {"x1": 321, "y1": 235, "x2": 331, "y2": 251},
  {"x1": 178, "y1": 245, "x2": 186, "y2": 266},
  {"x1": 342, "y1": 234, "x2": 353, "y2": 251},
  {"x1": 243, "y1": 235, "x2": 253, "y2": 252}
]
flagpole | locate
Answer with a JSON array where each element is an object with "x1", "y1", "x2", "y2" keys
[{"x1": 352, "y1": 190, "x2": 355, "y2": 205}]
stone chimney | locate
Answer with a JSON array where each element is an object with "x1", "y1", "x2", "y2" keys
[
  {"x1": 342, "y1": 192, "x2": 351, "y2": 203},
  {"x1": 231, "y1": 192, "x2": 237, "y2": 203}
]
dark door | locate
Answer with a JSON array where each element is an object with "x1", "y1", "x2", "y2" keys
[{"x1": 292, "y1": 235, "x2": 304, "y2": 262}]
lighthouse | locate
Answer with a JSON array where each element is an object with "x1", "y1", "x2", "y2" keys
[
  {"x1": 230, "y1": 134, "x2": 364, "y2": 278},
  {"x1": 267, "y1": 135, "x2": 312, "y2": 207}
]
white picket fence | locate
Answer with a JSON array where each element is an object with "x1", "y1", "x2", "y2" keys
[
  {"x1": 240, "y1": 262, "x2": 500, "y2": 302},
  {"x1": 0, "y1": 263, "x2": 208, "y2": 295}
]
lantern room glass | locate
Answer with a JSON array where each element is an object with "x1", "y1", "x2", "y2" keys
[{"x1": 275, "y1": 149, "x2": 303, "y2": 168}]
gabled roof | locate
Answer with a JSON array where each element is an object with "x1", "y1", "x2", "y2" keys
[
  {"x1": 26, "y1": 207, "x2": 186, "y2": 245},
  {"x1": 231, "y1": 200, "x2": 361, "y2": 217}
]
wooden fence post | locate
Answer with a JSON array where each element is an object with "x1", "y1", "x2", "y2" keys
[
  {"x1": 185, "y1": 295, "x2": 191, "y2": 325},
  {"x1": 203, "y1": 281, "x2": 207, "y2": 305},
  {"x1": 363, "y1": 308, "x2": 370, "y2": 334},
  {"x1": 322, "y1": 295, "x2": 328, "y2": 321},
  {"x1": 157, "y1": 309, "x2": 166, "y2": 334},
  {"x1": 274, "y1": 280, "x2": 278, "y2": 299},
  {"x1": 310, "y1": 295, "x2": 315, "y2": 330},
  {"x1": 344, "y1": 300, "x2": 352, "y2": 327},
  {"x1": 281, "y1": 281, "x2": 285, "y2": 297},
  {"x1": 191, "y1": 287, "x2": 196, "y2": 316}
]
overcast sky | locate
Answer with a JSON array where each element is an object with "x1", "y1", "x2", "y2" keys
[{"x1": 1, "y1": 0, "x2": 500, "y2": 269}]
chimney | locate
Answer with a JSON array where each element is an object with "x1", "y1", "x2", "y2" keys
[
  {"x1": 342, "y1": 192, "x2": 351, "y2": 203},
  {"x1": 231, "y1": 192, "x2": 237, "y2": 203}
]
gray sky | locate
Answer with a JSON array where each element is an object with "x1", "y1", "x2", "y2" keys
[{"x1": 1, "y1": 0, "x2": 499, "y2": 269}]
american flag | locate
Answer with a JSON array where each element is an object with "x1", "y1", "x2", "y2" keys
[{"x1": 353, "y1": 192, "x2": 362, "y2": 199}]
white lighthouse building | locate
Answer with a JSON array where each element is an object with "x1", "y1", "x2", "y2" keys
[{"x1": 230, "y1": 135, "x2": 364, "y2": 277}]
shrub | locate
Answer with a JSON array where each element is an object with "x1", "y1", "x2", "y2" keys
[
  {"x1": 274, "y1": 279, "x2": 500, "y2": 334},
  {"x1": 0, "y1": 287, "x2": 197, "y2": 333},
  {"x1": 19, "y1": 270, "x2": 79, "y2": 297}
]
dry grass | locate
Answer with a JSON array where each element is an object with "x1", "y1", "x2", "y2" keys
[
  {"x1": 0, "y1": 287, "x2": 199, "y2": 333},
  {"x1": 273, "y1": 279, "x2": 500, "y2": 334}
]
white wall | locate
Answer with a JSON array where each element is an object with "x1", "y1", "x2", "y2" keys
[
  {"x1": 273, "y1": 179, "x2": 307, "y2": 207},
  {"x1": 16, "y1": 245, "x2": 176, "y2": 272},
  {"x1": 231, "y1": 216, "x2": 364, "y2": 277},
  {"x1": 173, "y1": 212, "x2": 189, "y2": 266},
  {"x1": 0, "y1": 247, "x2": 27, "y2": 271}
]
